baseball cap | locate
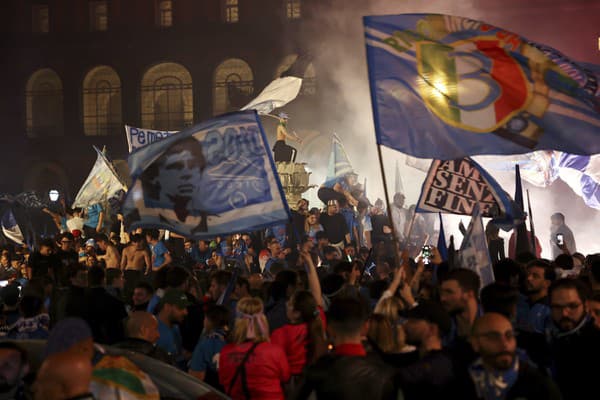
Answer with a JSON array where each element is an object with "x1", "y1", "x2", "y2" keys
[
  {"x1": 404, "y1": 301, "x2": 452, "y2": 335},
  {"x1": 85, "y1": 238, "x2": 96, "y2": 248},
  {"x1": 327, "y1": 199, "x2": 338, "y2": 206},
  {"x1": 160, "y1": 289, "x2": 192, "y2": 308}
]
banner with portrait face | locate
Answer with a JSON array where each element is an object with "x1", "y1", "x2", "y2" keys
[{"x1": 122, "y1": 111, "x2": 290, "y2": 238}]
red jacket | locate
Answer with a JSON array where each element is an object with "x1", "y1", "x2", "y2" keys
[
  {"x1": 219, "y1": 341, "x2": 290, "y2": 400},
  {"x1": 271, "y1": 308, "x2": 326, "y2": 375}
]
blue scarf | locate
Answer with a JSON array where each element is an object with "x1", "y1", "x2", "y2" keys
[{"x1": 469, "y1": 356, "x2": 519, "y2": 400}]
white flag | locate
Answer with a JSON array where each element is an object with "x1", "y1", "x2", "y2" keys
[
  {"x1": 241, "y1": 77, "x2": 302, "y2": 115},
  {"x1": 458, "y1": 204, "x2": 495, "y2": 288},
  {"x1": 73, "y1": 147, "x2": 126, "y2": 208}
]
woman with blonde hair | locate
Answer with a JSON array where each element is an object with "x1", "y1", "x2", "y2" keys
[{"x1": 219, "y1": 297, "x2": 290, "y2": 400}]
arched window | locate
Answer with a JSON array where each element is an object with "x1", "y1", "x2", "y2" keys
[
  {"x1": 274, "y1": 54, "x2": 316, "y2": 95},
  {"x1": 83, "y1": 66, "x2": 122, "y2": 136},
  {"x1": 25, "y1": 68, "x2": 64, "y2": 137},
  {"x1": 213, "y1": 58, "x2": 254, "y2": 116},
  {"x1": 141, "y1": 62, "x2": 193, "y2": 130}
]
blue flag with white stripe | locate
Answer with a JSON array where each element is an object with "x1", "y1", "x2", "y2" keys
[
  {"x1": 123, "y1": 111, "x2": 290, "y2": 239},
  {"x1": 458, "y1": 204, "x2": 495, "y2": 288},
  {"x1": 364, "y1": 14, "x2": 600, "y2": 159},
  {"x1": 1, "y1": 210, "x2": 24, "y2": 245},
  {"x1": 325, "y1": 133, "x2": 355, "y2": 186},
  {"x1": 552, "y1": 153, "x2": 600, "y2": 210}
]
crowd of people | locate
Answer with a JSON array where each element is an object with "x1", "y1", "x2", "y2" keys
[{"x1": 0, "y1": 187, "x2": 598, "y2": 400}]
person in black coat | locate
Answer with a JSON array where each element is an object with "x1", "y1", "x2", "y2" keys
[
  {"x1": 458, "y1": 313, "x2": 561, "y2": 400},
  {"x1": 293, "y1": 297, "x2": 399, "y2": 400}
]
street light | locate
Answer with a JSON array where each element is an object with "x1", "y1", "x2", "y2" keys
[{"x1": 49, "y1": 189, "x2": 59, "y2": 202}]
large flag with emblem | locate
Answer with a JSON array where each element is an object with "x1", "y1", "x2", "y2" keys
[
  {"x1": 457, "y1": 204, "x2": 495, "y2": 287},
  {"x1": 416, "y1": 157, "x2": 522, "y2": 229},
  {"x1": 122, "y1": 111, "x2": 290, "y2": 239},
  {"x1": 73, "y1": 147, "x2": 127, "y2": 209},
  {"x1": 364, "y1": 14, "x2": 600, "y2": 159}
]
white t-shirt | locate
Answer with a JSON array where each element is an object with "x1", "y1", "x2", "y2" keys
[{"x1": 66, "y1": 216, "x2": 85, "y2": 233}]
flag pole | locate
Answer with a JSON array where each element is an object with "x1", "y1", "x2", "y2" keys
[
  {"x1": 526, "y1": 189, "x2": 536, "y2": 254},
  {"x1": 376, "y1": 144, "x2": 403, "y2": 267}
]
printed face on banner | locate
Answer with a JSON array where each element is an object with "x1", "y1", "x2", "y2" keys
[
  {"x1": 127, "y1": 122, "x2": 274, "y2": 235},
  {"x1": 139, "y1": 137, "x2": 206, "y2": 224}
]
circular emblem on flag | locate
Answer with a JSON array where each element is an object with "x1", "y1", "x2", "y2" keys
[{"x1": 416, "y1": 38, "x2": 533, "y2": 133}]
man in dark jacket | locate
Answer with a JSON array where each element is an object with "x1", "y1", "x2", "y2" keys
[
  {"x1": 399, "y1": 301, "x2": 459, "y2": 399},
  {"x1": 82, "y1": 266, "x2": 127, "y2": 344},
  {"x1": 460, "y1": 312, "x2": 560, "y2": 400},
  {"x1": 293, "y1": 296, "x2": 398, "y2": 400},
  {"x1": 113, "y1": 311, "x2": 172, "y2": 364},
  {"x1": 547, "y1": 278, "x2": 600, "y2": 399}
]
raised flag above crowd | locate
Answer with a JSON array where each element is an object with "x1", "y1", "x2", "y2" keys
[
  {"x1": 122, "y1": 110, "x2": 290, "y2": 239},
  {"x1": 241, "y1": 76, "x2": 303, "y2": 115},
  {"x1": 72, "y1": 147, "x2": 127, "y2": 209},
  {"x1": 1, "y1": 210, "x2": 24, "y2": 245},
  {"x1": 457, "y1": 204, "x2": 495, "y2": 287},
  {"x1": 416, "y1": 157, "x2": 523, "y2": 229},
  {"x1": 364, "y1": 13, "x2": 600, "y2": 159},
  {"x1": 325, "y1": 133, "x2": 355, "y2": 186}
]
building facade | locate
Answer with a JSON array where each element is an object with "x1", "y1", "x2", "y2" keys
[{"x1": 0, "y1": 0, "x2": 330, "y2": 200}]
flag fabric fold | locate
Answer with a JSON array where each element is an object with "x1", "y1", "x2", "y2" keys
[
  {"x1": 458, "y1": 204, "x2": 495, "y2": 288},
  {"x1": 394, "y1": 160, "x2": 405, "y2": 194},
  {"x1": 364, "y1": 13, "x2": 600, "y2": 159},
  {"x1": 514, "y1": 165, "x2": 533, "y2": 255},
  {"x1": 73, "y1": 147, "x2": 127, "y2": 209},
  {"x1": 1, "y1": 210, "x2": 24, "y2": 245},
  {"x1": 241, "y1": 77, "x2": 303, "y2": 115},
  {"x1": 122, "y1": 111, "x2": 290, "y2": 239},
  {"x1": 416, "y1": 158, "x2": 522, "y2": 229},
  {"x1": 437, "y1": 213, "x2": 448, "y2": 262},
  {"x1": 325, "y1": 133, "x2": 355, "y2": 186},
  {"x1": 552, "y1": 152, "x2": 600, "y2": 210}
]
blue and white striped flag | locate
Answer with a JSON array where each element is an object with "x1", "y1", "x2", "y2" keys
[
  {"x1": 122, "y1": 111, "x2": 290, "y2": 239},
  {"x1": 1, "y1": 210, "x2": 24, "y2": 245},
  {"x1": 553, "y1": 153, "x2": 600, "y2": 210},
  {"x1": 458, "y1": 204, "x2": 495, "y2": 288},
  {"x1": 325, "y1": 133, "x2": 354, "y2": 186}
]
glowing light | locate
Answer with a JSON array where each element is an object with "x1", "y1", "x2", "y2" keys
[
  {"x1": 48, "y1": 189, "x2": 59, "y2": 202},
  {"x1": 431, "y1": 78, "x2": 449, "y2": 100}
]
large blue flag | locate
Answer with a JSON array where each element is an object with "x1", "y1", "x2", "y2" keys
[
  {"x1": 122, "y1": 111, "x2": 290, "y2": 239},
  {"x1": 458, "y1": 204, "x2": 495, "y2": 288},
  {"x1": 416, "y1": 157, "x2": 522, "y2": 230},
  {"x1": 364, "y1": 14, "x2": 600, "y2": 159}
]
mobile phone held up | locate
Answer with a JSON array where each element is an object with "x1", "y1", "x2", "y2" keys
[{"x1": 421, "y1": 245, "x2": 432, "y2": 264}]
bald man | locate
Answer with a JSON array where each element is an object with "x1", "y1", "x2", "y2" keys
[
  {"x1": 34, "y1": 351, "x2": 93, "y2": 400},
  {"x1": 461, "y1": 313, "x2": 560, "y2": 400},
  {"x1": 113, "y1": 311, "x2": 173, "y2": 365}
]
